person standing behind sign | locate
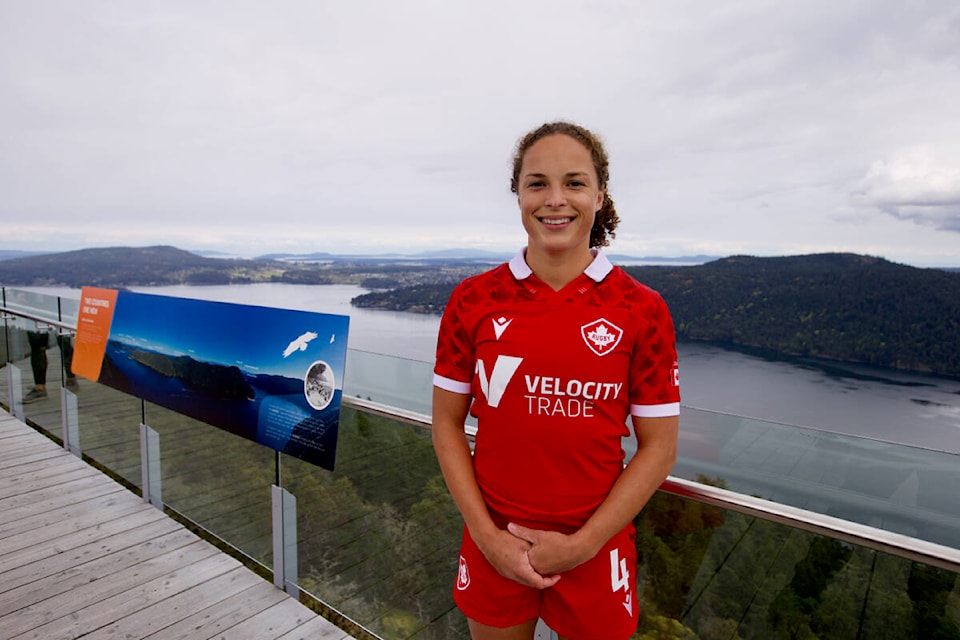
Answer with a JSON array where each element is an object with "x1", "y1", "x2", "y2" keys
[
  {"x1": 432, "y1": 121, "x2": 681, "y2": 640},
  {"x1": 23, "y1": 326, "x2": 78, "y2": 403}
]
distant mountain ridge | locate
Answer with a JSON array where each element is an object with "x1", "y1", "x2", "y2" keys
[
  {"x1": 0, "y1": 245, "x2": 721, "y2": 288},
  {"x1": 354, "y1": 252, "x2": 960, "y2": 378},
  {"x1": 2, "y1": 245, "x2": 958, "y2": 377},
  {"x1": 0, "y1": 246, "x2": 276, "y2": 288}
]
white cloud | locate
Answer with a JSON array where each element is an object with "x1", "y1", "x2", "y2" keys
[
  {"x1": 2, "y1": 0, "x2": 960, "y2": 265},
  {"x1": 856, "y1": 147, "x2": 960, "y2": 232}
]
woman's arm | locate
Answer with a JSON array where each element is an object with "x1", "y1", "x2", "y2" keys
[
  {"x1": 432, "y1": 386, "x2": 560, "y2": 589},
  {"x1": 512, "y1": 414, "x2": 678, "y2": 575}
]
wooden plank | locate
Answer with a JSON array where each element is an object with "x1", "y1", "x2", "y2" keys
[
  {"x1": 0, "y1": 471, "x2": 115, "y2": 511},
  {"x1": 81, "y1": 565, "x2": 266, "y2": 640},
  {"x1": 0, "y1": 447, "x2": 71, "y2": 471},
  {"x1": 0, "y1": 451, "x2": 93, "y2": 480},
  {"x1": 0, "y1": 482, "x2": 129, "y2": 522},
  {"x1": 0, "y1": 525, "x2": 197, "y2": 613},
  {"x1": 0, "y1": 488, "x2": 144, "y2": 547},
  {"x1": 214, "y1": 596, "x2": 322, "y2": 640},
  {"x1": 3, "y1": 541, "x2": 224, "y2": 639},
  {"x1": 0, "y1": 464, "x2": 101, "y2": 500},
  {"x1": 27, "y1": 551, "x2": 240, "y2": 640},
  {"x1": 142, "y1": 582, "x2": 291, "y2": 640},
  {"x1": 0, "y1": 433, "x2": 52, "y2": 450},
  {"x1": 0, "y1": 513, "x2": 183, "y2": 595},
  {"x1": 275, "y1": 615, "x2": 353, "y2": 640}
]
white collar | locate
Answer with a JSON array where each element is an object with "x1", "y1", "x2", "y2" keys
[{"x1": 508, "y1": 247, "x2": 613, "y2": 283}]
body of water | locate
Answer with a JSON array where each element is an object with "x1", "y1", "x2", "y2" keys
[{"x1": 19, "y1": 282, "x2": 960, "y2": 453}]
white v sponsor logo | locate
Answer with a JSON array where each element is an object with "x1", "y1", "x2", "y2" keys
[
  {"x1": 492, "y1": 317, "x2": 513, "y2": 340},
  {"x1": 476, "y1": 355, "x2": 523, "y2": 408}
]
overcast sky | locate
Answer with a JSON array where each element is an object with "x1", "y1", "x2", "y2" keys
[{"x1": 2, "y1": 1, "x2": 959, "y2": 266}]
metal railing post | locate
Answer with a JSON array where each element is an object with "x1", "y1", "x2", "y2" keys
[
  {"x1": 62, "y1": 386, "x2": 80, "y2": 457},
  {"x1": 9, "y1": 364, "x2": 23, "y2": 421},
  {"x1": 139, "y1": 423, "x2": 162, "y2": 509},
  {"x1": 272, "y1": 484, "x2": 299, "y2": 598}
]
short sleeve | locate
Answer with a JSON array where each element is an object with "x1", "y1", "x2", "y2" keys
[
  {"x1": 630, "y1": 293, "x2": 681, "y2": 418},
  {"x1": 433, "y1": 283, "x2": 475, "y2": 395}
]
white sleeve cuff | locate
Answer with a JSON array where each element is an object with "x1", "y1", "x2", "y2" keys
[
  {"x1": 433, "y1": 373, "x2": 472, "y2": 395},
  {"x1": 631, "y1": 402, "x2": 680, "y2": 418}
]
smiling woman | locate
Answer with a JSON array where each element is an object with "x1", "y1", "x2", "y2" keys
[
  {"x1": 431, "y1": 121, "x2": 681, "y2": 640},
  {"x1": 510, "y1": 121, "x2": 621, "y2": 291}
]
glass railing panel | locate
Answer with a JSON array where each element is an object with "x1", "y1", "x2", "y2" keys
[
  {"x1": 12, "y1": 330, "x2": 67, "y2": 441},
  {"x1": 636, "y1": 487, "x2": 960, "y2": 639},
  {"x1": 145, "y1": 402, "x2": 276, "y2": 568},
  {"x1": 283, "y1": 405, "x2": 469, "y2": 639},
  {"x1": 344, "y1": 350, "x2": 434, "y2": 416},
  {"x1": 675, "y1": 407, "x2": 960, "y2": 551},
  {"x1": 57, "y1": 295, "x2": 80, "y2": 326},
  {"x1": 2, "y1": 287, "x2": 62, "y2": 321},
  {"x1": 0, "y1": 288, "x2": 79, "y2": 440},
  {"x1": 0, "y1": 309, "x2": 27, "y2": 366},
  {"x1": 73, "y1": 384, "x2": 145, "y2": 489},
  {"x1": 0, "y1": 324, "x2": 13, "y2": 407}
]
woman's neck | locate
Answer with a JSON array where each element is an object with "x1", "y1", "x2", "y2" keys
[{"x1": 525, "y1": 246, "x2": 595, "y2": 291}]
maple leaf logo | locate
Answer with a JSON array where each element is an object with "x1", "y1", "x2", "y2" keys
[{"x1": 581, "y1": 318, "x2": 623, "y2": 356}]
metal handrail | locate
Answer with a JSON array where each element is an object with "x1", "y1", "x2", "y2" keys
[
  {"x1": 0, "y1": 304, "x2": 74, "y2": 332},
  {"x1": 661, "y1": 477, "x2": 960, "y2": 573}
]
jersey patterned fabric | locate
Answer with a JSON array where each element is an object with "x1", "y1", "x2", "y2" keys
[{"x1": 434, "y1": 249, "x2": 681, "y2": 532}]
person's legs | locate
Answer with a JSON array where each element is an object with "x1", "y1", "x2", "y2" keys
[
  {"x1": 27, "y1": 331, "x2": 48, "y2": 387},
  {"x1": 24, "y1": 331, "x2": 49, "y2": 402},
  {"x1": 468, "y1": 617, "x2": 537, "y2": 640}
]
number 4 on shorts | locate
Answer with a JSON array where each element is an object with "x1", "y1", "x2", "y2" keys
[{"x1": 609, "y1": 548, "x2": 630, "y2": 593}]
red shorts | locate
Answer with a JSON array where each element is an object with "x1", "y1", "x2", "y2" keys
[{"x1": 453, "y1": 524, "x2": 639, "y2": 640}]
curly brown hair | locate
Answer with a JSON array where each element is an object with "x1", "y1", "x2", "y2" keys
[{"x1": 510, "y1": 121, "x2": 620, "y2": 248}]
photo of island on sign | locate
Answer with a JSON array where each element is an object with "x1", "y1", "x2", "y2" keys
[{"x1": 72, "y1": 287, "x2": 350, "y2": 470}]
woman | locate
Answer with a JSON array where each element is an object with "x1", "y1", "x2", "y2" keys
[{"x1": 432, "y1": 121, "x2": 680, "y2": 640}]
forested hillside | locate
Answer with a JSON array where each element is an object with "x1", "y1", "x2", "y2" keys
[
  {"x1": 354, "y1": 253, "x2": 960, "y2": 377},
  {"x1": 623, "y1": 254, "x2": 960, "y2": 376},
  {"x1": 0, "y1": 245, "x2": 482, "y2": 288},
  {"x1": 0, "y1": 245, "x2": 280, "y2": 287}
]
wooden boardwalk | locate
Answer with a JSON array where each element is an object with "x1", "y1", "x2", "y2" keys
[{"x1": 0, "y1": 410, "x2": 356, "y2": 640}]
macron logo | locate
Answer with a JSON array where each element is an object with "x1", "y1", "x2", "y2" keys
[
  {"x1": 476, "y1": 355, "x2": 523, "y2": 408},
  {"x1": 492, "y1": 317, "x2": 513, "y2": 340}
]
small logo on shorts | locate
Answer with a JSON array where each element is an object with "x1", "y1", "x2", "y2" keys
[
  {"x1": 456, "y1": 554, "x2": 471, "y2": 590},
  {"x1": 581, "y1": 318, "x2": 623, "y2": 356}
]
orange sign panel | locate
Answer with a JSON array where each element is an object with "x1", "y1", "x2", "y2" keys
[{"x1": 71, "y1": 287, "x2": 119, "y2": 381}]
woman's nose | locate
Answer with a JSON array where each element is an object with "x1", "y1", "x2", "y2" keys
[{"x1": 545, "y1": 185, "x2": 566, "y2": 207}]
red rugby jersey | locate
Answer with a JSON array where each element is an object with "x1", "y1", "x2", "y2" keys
[{"x1": 434, "y1": 250, "x2": 680, "y2": 530}]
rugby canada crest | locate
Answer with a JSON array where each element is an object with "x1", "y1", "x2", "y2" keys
[{"x1": 581, "y1": 318, "x2": 623, "y2": 356}]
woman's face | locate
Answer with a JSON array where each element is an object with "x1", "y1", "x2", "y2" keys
[{"x1": 516, "y1": 134, "x2": 604, "y2": 258}]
